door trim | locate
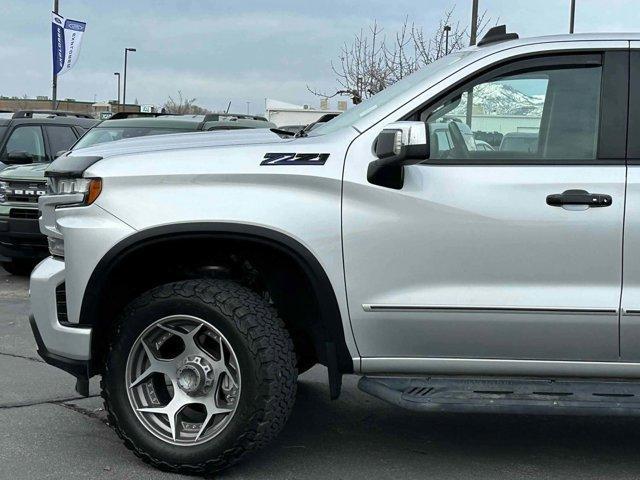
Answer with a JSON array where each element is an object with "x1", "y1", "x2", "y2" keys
[
  {"x1": 360, "y1": 357, "x2": 640, "y2": 378},
  {"x1": 362, "y1": 304, "x2": 617, "y2": 315}
]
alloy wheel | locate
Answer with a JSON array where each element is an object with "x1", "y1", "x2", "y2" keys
[{"x1": 125, "y1": 315, "x2": 241, "y2": 446}]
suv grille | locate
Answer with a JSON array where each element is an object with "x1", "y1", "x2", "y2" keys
[
  {"x1": 5, "y1": 181, "x2": 48, "y2": 204},
  {"x1": 56, "y1": 283, "x2": 68, "y2": 324},
  {"x1": 9, "y1": 208, "x2": 39, "y2": 219}
]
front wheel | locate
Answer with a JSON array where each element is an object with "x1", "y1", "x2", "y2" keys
[{"x1": 102, "y1": 279, "x2": 297, "y2": 475}]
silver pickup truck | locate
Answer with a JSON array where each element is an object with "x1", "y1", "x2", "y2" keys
[{"x1": 29, "y1": 27, "x2": 640, "y2": 475}]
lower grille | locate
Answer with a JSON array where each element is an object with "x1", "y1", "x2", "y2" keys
[
  {"x1": 9, "y1": 208, "x2": 39, "y2": 220},
  {"x1": 56, "y1": 283, "x2": 68, "y2": 323},
  {"x1": 0, "y1": 236, "x2": 47, "y2": 248}
]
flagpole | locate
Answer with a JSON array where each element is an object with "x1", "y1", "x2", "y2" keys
[{"x1": 52, "y1": 0, "x2": 59, "y2": 110}]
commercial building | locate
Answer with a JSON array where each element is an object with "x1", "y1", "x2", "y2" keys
[{"x1": 0, "y1": 96, "x2": 140, "y2": 116}]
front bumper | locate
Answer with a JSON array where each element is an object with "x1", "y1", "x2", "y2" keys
[
  {"x1": 29, "y1": 256, "x2": 91, "y2": 379},
  {"x1": 0, "y1": 214, "x2": 48, "y2": 261}
]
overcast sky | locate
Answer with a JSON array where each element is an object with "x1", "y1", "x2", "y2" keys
[{"x1": 1, "y1": 0, "x2": 637, "y2": 113}]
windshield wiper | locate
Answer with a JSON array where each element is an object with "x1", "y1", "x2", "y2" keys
[
  {"x1": 294, "y1": 129, "x2": 308, "y2": 138},
  {"x1": 270, "y1": 128, "x2": 296, "y2": 138}
]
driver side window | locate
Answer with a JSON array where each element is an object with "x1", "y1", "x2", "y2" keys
[
  {"x1": 2, "y1": 126, "x2": 46, "y2": 162},
  {"x1": 423, "y1": 61, "x2": 602, "y2": 162}
]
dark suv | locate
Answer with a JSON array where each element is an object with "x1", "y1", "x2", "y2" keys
[{"x1": 0, "y1": 111, "x2": 98, "y2": 274}]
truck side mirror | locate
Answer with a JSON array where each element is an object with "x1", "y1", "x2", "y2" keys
[
  {"x1": 368, "y1": 122, "x2": 429, "y2": 189},
  {"x1": 4, "y1": 151, "x2": 34, "y2": 165}
]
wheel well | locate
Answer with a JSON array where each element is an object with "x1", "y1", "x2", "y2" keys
[{"x1": 82, "y1": 226, "x2": 353, "y2": 379}]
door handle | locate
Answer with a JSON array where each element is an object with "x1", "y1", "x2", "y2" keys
[{"x1": 546, "y1": 189, "x2": 612, "y2": 208}]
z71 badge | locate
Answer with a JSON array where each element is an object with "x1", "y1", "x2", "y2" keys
[{"x1": 261, "y1": 153, "x2": 329, "y2": 166}]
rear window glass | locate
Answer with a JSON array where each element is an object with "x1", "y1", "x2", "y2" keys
[
  {"x1": 46, "y1": 126, "x2": 78, "y2": 154},
  {"x1": 499, "y1": 135, "x2": 539, "y2": 153}
]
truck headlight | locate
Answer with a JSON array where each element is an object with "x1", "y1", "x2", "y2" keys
[
  {"x1": 49, "y1": 177, "x2": 102, "y2": 205},
  {"x1": 42, "y1": 177, "x2": 102, "y2": 257},
  {"x1": 0, "y1": 181, "x2": 8, "y2": 203}
]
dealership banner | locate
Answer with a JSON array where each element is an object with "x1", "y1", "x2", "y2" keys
[{"x1": 51, "y1": 12, "x2": 86, "y2": 76}]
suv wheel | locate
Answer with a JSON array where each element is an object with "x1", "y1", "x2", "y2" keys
[
  {"x1": 1, "y1": 260, "x2": 35, "y2": 276},
  {"x1": 102, "y1": 279, "x2": 297, "y2": 475}
]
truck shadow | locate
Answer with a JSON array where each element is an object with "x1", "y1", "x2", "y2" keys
[{"x1": 226, "y1": 368, "x2": 640, "y2": 479}]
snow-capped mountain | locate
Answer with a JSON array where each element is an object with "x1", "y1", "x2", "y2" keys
[{"x1": 452, "y1": 82, "x2": 545, "y2": 117}]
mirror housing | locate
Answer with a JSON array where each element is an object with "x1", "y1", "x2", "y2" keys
[
  {"x1": 369, "y1": 122, "x2": 429, "y2": 189},
  {"x1": 4, "y1": 151, "x2": 34, "y2": 165},
  {"x1": 374, "y1": 121, "x2": 429, "y2": 166}
]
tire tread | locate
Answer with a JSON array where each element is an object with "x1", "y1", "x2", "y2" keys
[{"x1": 101, "y1": 279, "x2": 297, "y2": 475}]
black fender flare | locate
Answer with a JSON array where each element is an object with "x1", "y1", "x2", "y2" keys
[{"x1": 80, "y1": 222, "x2": 353, "y2": 396}]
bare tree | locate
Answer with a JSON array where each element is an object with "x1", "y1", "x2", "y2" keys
[
  {"x1": 309, "y1": 7, "x2": 492, "y2": 104},
  {"x1": 163, "y1": 91, "x2": 211, "y2": 114}
]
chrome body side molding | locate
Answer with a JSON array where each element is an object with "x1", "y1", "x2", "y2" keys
[
  {"x1": 362, "y1": 304, "x2": 617, "y2": 315},
  {"x1": 360, "y1": 357, "x2": 640, "y2": 378}
]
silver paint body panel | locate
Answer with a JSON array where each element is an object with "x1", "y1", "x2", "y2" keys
[
  {"x1": 620, "y1": 167, "x2": 640, "y2": 359},
  {"x1": 344, "y1": 158, "x2": 625, "y2": 360},
  {"x1": 619, "y1": 41, "x2": 640, "y2": 361}
]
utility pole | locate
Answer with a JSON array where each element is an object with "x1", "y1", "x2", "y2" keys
[
  {"x1": 52, "y1": 0, "x2": 59, "y2": 110},
  {"x1": 246, "y1": 101, "x2": 251, "y2": 114},
  {"x1": 469, "y1": 0, "x2": 479, "y2": 45},
  {"x1": 122, "y1": 47, "x2": 136, "y2": 109},
  {"x1": 569, "y1": 0, "x2": 576, "y2": 33},
  {"x1": 444, "y1": 25, "x2": 451, "y2": 55},
  {"x1": 114, "y1": 72, "x2": 121, "y2": 110},
  {"x1": 466, "y1": 0, "x2": 479, "y2": 127}
]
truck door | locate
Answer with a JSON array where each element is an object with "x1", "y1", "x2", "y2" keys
[
  {"x1": 620, "y1": 45, "x2": 640, "y2": 359},
  {"x1": 343, "y1": 50, "x2": 628, "y2": 366}
]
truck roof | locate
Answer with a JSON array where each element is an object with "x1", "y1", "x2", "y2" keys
[
  {"x1": 495, "y1": 32, "x2": 640, "y2": 45},
  {"x1": 475, "y1": 27, "x2": 640, "y2": 49},
  {"x1": 0, "y1": 116, "x2": 98, "y2": 128}
]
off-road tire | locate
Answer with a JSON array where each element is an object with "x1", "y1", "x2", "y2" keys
[{"x1": 102, "y1": 279, "x2": 297, "y2": 475}]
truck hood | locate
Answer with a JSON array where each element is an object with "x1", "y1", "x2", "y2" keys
[
  {"x1": 72, "y1": 128, "x2": 290, "y2": 159},
  {"x1": 0, "y1": 163, "x2": 49, "y2": 182}
]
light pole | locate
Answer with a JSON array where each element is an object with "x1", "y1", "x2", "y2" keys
[
  {"x1": 469, "y1": 0, "x2": 479, "y2": 46},
  {"x1": 569, "y1": 0, "x2": 576, "y2": 33},
  {"x1": 443, "y1": 25, "x2": 451, "y2": 55},
  {"x1": 246, "y1": 101, "x2": 251, "y2": 114},
  {"x1": 122, "y1": 47, "x2": 136, "y2": 109},
  {"x1": 114, "y1": 72, "x2": 121, "y2": 110},
  {"x1": 466, "y1": 0, "x2": 479, "y2": 127}
]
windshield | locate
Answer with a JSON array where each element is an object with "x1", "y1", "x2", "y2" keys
[
  {"x1": 311, "y1": 51, "x2": 473, "y2": 136},
  {"x1": 73, "y1": 126, "x2": 188, "y2": 150}
]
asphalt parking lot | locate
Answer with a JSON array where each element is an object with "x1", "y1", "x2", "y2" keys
[{"x1": 2, "y1": 269, "x2": 640, "y2": 479}]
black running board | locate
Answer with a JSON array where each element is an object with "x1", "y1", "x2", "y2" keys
[{"x1": 358, "y1": 376, "x2": 640, "y2": 416}]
